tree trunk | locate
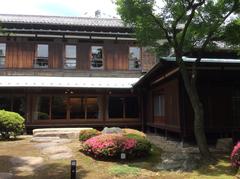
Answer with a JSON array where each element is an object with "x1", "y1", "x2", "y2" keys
[{"x1": 179, "y1": 60, "x2": 213, "y2": 161}]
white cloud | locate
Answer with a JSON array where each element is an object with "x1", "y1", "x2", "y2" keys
[{"x1": 0, "y1": 0, "x2": 119, "y2": 18}]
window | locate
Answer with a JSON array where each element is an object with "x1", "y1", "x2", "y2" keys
[
  {"x1": 108, "y1": 96, "x2": 139, "y2": 119},
  {"x1": 32, "y1": 96, "x2": 50, "y2": 120},
  {"x1": 0, "y1": 96, "x2": 26, "y2": 117},
  {"x1": 154, "y1": 95, "x2": 165, "y2": 117},
  {"x1": 129, "y1": 47, "x2": 141, "y2": 70},
  {"x1": 51, "y1": 96, "x2": 67, "y2": 119},
  {"x1": 91, "y1": 46, "x2": 103, "y2": 69},
  {"x1": 0, "y1": 43, "x2": 6, "y2": 68},
  {"x1": 69, "y1": 97, "x2": 85, "y2": 119},
  {"x1": 0, "y1": 96, "x2": 11, "y2": 111},
  {"x1": 64, "y1": 45, "x2": 77, "y2": 69},
  {"x1": 35, "y1": 44, "x2": 48, "y2": 68},
  {"x1": 86, "y1": 97, "x2": 99, "y2": 119}
]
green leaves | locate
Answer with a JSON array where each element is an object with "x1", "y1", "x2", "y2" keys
[{"x1": 116, "y1": 0, "x2": 240, "y2": 55}]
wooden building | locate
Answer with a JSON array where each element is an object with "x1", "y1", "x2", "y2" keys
[
  {"x1": 0, "y1": 14, "x2": 156, "y2": 131},
  {"x1": 135, "y1": 56, "x2": 240, "y2": 142}
]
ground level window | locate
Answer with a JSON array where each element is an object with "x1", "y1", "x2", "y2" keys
[
  {"x1": 69, "y1": 97, "x2": 85, "y2": 119},
  {"x1": 0, "y1": 96, "x2": 26, "y2": 117},
  {"x1": 32, "y1": 96, "x2": 50, "y2": 120},
  {"x1": 51, "y1": 96, "x2": 67, "y2": 120},
  {"x1": 86, "y1": 97, "x2": 99, "y2": 119},
  {"x1": 153, "y1": 95, "x2": 165, "y2": 117},
  {"x1": 108, "y1": 97, "x2": 124, "y2": 118},
  {"x1": 108, "y1": 96, "x2": 139, "y2": 119}
]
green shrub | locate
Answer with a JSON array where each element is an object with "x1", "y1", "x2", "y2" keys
[
  {"x1": 122, "y1": 128, "x2": 146, "y2": 138},
  {"x1": 79, "y1": 129, "x2": 101, "y2": 141},
  {"x1": 0, "y1": 110, "x2": 25, "y2": 139},
  {"x1": 124, "y1": 133, "x2": 152, "y2": 157}
]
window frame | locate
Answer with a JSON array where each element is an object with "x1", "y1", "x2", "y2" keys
[
  {"x1": 128, "y1": 46, "x2": 141, "y2": 70},
  {"x1": 90, "y1": 46, "x2": 104, "y2": 70},
  {"x1": 34, "y1": 44, "x2": 49, "y2": 68},
  {"x1": 64, "y1": 44, "x2": 77, "y2": 69},
  {"x1": 107, "y1": 95, "x2": 139, "y2": 120},
  {"x1": 0, "y1": 43, "x2": 6, "y2": 68}
]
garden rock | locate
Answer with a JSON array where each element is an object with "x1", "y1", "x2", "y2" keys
[
  {"x1": 216, "y1": 138, "x2": 233, "y2": 152},
  {"x1": 0, "y1": 172, "x2": 13, "y2": 179},
  {"x1": 31, "y1": 136, "x2": 60, "y2": 143},
  {"x1": 102, "y1": 127, "x2": 123, "y2": 134},
  {"x1": 155, "y1": 152, "x2": 200, "y2": 171}
]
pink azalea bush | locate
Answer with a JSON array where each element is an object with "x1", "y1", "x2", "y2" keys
[
  {"x1": 80, "y1": 133, "x2": 151, "y2": 159},
  {"x1": 231, "y1": 142, "x2": 240, "y2": 167}
]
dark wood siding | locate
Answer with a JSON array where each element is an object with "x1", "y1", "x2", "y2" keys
[
  {"x1": 49, "y1": 42, "x2": 63, "y2": 69},
  {"x1": 146, "y1": 77, "x2": 181, "y2": 132},
  {"x1": 6, "y1": 42, "x2": 34, "y2": 68}
]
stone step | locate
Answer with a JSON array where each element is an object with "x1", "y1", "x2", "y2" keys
[{"x1": 33, "y1": 127, "x2": 92, "y2": 139}]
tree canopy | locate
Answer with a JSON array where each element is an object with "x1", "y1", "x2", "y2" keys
[{"x1": 116, "y1": 0, "x2": 240, "y2": 161}]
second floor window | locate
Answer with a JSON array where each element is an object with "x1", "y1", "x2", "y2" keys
[
  {"x1": 0, "y1": 43, "x2": 6, "y2": 68},
  {"x1": 35, "y1": 44, "x2": 48, "y2": 68},
  {"x1": 64, "y1": 45, "x2": 77, "y2": 69},
  {"x1": 91, "y1": 46, "x2": 103, "y2": 69},
  {"x1": 129, "y1": 47, "x2": 141, "y2": 70}
]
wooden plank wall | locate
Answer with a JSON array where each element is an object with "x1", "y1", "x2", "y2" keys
[
  {"x1": 146, "y1": 78, "x2": 181, "y2": 131},
  {"x1": 6, "y1": 42, "x2": 35, "y2": 68},
  {"x1": 3, "y1": 40, "x2": 139, "y2": 71}
]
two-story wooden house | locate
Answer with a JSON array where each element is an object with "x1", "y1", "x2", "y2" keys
[{"x1": 0, "y1": 14, "x2": 156, "y2": 131}]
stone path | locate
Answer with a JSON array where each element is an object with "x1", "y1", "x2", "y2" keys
[{"x1": 32, "y1": 136, "x2": 73, "y2": 160}]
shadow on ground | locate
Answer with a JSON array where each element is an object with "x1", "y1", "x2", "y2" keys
[{"x1": 0, "y1": 155, "x2": 88, "y2": 179}]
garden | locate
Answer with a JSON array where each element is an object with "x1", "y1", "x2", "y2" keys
[{"x1": 0, "y1": 109, "x2": 240, "y2": 178}]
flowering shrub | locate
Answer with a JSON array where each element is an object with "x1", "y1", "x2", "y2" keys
[
  {"x1": 80, "y1": 133, "x2": 151, "y2": 159},
  {"x1": 231, "y1": 142, "x2": 240, "y2": 167},
  {"x1": 124, "y1": 133, "x2": 151, "y2": 157},
  {"x1": 79, "y1": 129, "x2": 101, "y2": 142}
]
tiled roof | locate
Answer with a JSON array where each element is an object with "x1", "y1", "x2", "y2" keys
[{"x1": 0, "y1": 14, "x2": 127, "y2": 28}]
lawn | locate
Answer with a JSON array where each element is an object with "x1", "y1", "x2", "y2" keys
[{"x1": 0, "y1": 136, "x2": 238, "y2": 179}]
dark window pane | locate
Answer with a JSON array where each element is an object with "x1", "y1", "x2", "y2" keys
[
  {"x1": 13, "y1": 97, "x2": 25, "y2": 117},
  {"x1": 35, "y1": 44, "x2": 48, "y2": 68},
  {"x1": 69, "y1": 97, "x2": 85, "y2": 119},
  {"x1": 91, "y1": 46, "x2": 103, "y2": 69},
  {"x1": 51, "y1": 96, "x2": 67, "y2": 119},
  {"x1": 125, "y1": 97, "x2": 139, "y2": 118},
  {"x1": 108, "y1": 97, "x2": 123, "y2": 118},
  {"x1": 154, "y1": 95, "x2": 165, "y2": 117},
  {"x1": 86, "y1": 97, "x2": 99, "y2": 119},
  {"x1": 0, "y1": 96, "x2": 11, "y2": 111},
  {"x1": 32, "y1": 96, "x2": 50, "y2": 120}
]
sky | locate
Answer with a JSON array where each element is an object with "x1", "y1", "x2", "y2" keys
[{"x1": 0, "y1": 0, "x2": 120, "y2": 18}]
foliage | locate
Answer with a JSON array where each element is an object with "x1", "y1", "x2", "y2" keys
[
  {"x1": 124, "y1": 133, "x2": 152, "y2": 157},
  {"x1": 80, "y1": 133, "x2": 151, "y2": 159},
  {"x1": 79, "y1": 129, "x2": 101, "y2": 142},
  {"x1": 0, "y1": 110, "x2": 25, "y2": 139},
  {"x1": 116, "y1": 0, "x2": 240, "y2": 160},
  {"x1": 231, "y1": 142, "x2": 240, "y2": 167},
  {"x1": 122, "y1": 128, "x2": 146, "y2": 138},
  {"x1": 108, "y1": 165, "x2": 140, "y2": 176}
]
